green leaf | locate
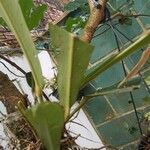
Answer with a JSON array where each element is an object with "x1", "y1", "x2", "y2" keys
[
  {"x1": 19, "y1": 0, "x2": 47, "y2": 30},
  {"x1": 0, "y1": 0, "x2": 44, "y2": 96},
  {"x1": 145, "y1": 111, "x2": 150, "y2": 121},
  {"x1": 24, "y1": 102, "x2": 64, "y2": 150},
  {"x1": 143, "y1": 96, "x2": 150, "y2": 104},
  {"x1": 65, "y1": 16, "x2": 87, "y2": 32},
  {"x1": 145, "y1": 75, "x2": 150, "y2": 85},
  {"x1": 49, "y1": 23, "x2": 93, "y2": 117},
  {"x1": 0, "y1": 17, "x2": 7, "y2": 26},
  {"x1": 25, "y1": 72, "x2": 35, "y2": 90}
]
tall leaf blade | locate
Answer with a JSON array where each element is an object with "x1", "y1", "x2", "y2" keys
[
  {"x1": 25, "y1": 102, "x2": 64, "y2": 150},
  {"x1": 0, "y1": 0, "x2": 43, "y2": 91},
  {"x1": 49, "y1": 24, "x2": 93, "y2": 117}
]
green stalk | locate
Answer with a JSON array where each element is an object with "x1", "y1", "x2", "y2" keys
[
  {"x1": 82, "y1": 31, "x2": 150, "y2": 87},
  {"x1": 0, "y1": 0, "x2": 44, "y2": 101}
]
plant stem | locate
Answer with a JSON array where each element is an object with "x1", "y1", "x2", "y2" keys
[
  {"x1": 66, "y1": 84, "x2": 139, "y2": 122},
  {"x1": 65, "y1": 97, "x2": 90, "y2": 123},
  {"x1": 86, "y1": 85, "x2": 139, "y2": 98},
  {"x1": 82, "y1": 30, "x2": 150, "y2": 87}
]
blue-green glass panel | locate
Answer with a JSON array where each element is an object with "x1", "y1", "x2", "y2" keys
[
  {"x1": 91, "y1": 25, "x2": 117, "y2": 63},
  {"x1": 90, "y1": 18, "x2": 142, "y2": 63},
  {"x1": 97, "y1": 112, "x2": 140, "y2": 147},
  {"x1": 121, "y1": 142, "x2": 138, "y2": 150},
  {"x1": 84, "y1": 97, "x2": 115, "y2": 125},
  {"x1": 115, "y1": 18, "x2": 142, "y2": 40},
  {"x1": 82, "y1": 0, "x2": 150, "y2": 148},
  {"x1": 107, "y1": 83, "x2": 150, "y2": 114},
  {"x1": 92, "y1": 63, "x2": 125, "y2": 88},
  {"x1": 134, "y1": 0, "x2": 150, "y2": 28}
]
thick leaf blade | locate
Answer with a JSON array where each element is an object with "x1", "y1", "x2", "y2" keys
[
  {"x1": 0, "y1": 0, "x2": 43, "y2": 92},
  {"x1": 49, "y1": 24, "x2": 93, "y2": 116},
  {"x1": 25, "y1": 102, "x2": 64, "y2": 150}
]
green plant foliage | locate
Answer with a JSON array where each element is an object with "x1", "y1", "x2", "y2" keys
[
  {"x1": 64, "y1": 0, "x2": 87, "y2": 12},
  {"x1": 24, "y1": 102, "x2": 64, "y2": 150},
  {"x1": 145, "y1": 75, "x2": 150, "y2": 86},
  {"x1": 97, "y1": 77, "x2": 141, "y2": 92},
  {"x1": 83, "y1": 31, "x2": 150, "y2": 87},
  {"x1": 0, "y1": 0, "x2": 44, "y2": 94},
  {"x1": 0, "y1": 17, "x2": 7, "y2": 26},
  {"x1": 49, "y1": 23, "x2": 93, "y2": 117},
  {"x1": 65, "y1": 16, "x2": 87, "y2": 32},
  {"x1": 25, "y1": 72, "x2": 35, "y2": 90},
  {"x1": 143, "y1": 69, "x2": 150, "y2": 86},
  {"x1": 145, "y1": 112, "x2": 150, "y2": 121},
  {"x1": 19, "y1": 0, "x2": 47, "y2": 30},
  {"x1": 143, "y1": 96, "x2": 150, "y2": 104},
  {"x1": 85, "y1": 77, "x2": 141, "y2": 98}
]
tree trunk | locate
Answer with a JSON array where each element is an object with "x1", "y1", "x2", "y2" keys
[{"x1": 0, "y1": 71, "x2": 28, "y2": 114}]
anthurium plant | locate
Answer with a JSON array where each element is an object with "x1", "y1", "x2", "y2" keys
[{"x1": 0, "y1": 0, "x2": 149, "y2": 149}]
